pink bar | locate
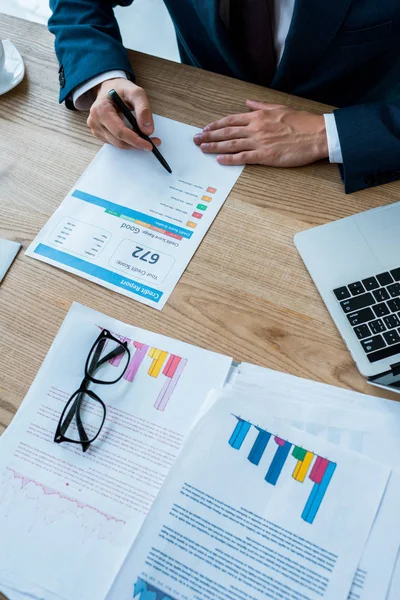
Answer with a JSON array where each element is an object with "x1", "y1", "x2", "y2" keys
[
  {"x1": 124, "y1": 341, "x2": 149, "y2": 382},
  {"x1": 154, "y1": 358, "x2": 187, "y2": 411},
  {"x1": 163, "y1": 355, "x2": 181, "y2": 378},
  {"x1": 110, "y1": 336, "x2": 131, "y2": 367},
  {"x1": 309, "y1": 457, "x2": 329, "y2": 484},
  {"x1": 274, "y1": 436, "x2": 285, "y2": 447}
]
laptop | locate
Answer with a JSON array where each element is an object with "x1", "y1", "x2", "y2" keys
[{"x1": 294, "y1": 201, "x2": 400, "y2": 394}]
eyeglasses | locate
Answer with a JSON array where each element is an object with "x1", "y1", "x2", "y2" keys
[{"x1": 54, "y1": 329, "x2": 131, "y2": 452}]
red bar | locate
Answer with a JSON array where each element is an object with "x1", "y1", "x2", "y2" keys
[
  {"x1": 165, "y1": 231, "x2": 183, "y2": 240},
  {"x1": 310, "y1": 457, "x2": 329, "y2": 484},
  {"x1": 163, "y1": 354, "x2": 181, "y2": 378}
]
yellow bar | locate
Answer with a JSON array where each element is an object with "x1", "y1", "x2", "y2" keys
[
  {"x1": 148, "y1": 350, "x2": 168, "y2": 378},
  {"x1": 186, "y1": 221, "x2": 197, "y2": 229},
  {"x1": 202, "y1": 195, "x2": 212, "y2": 202},
  {"x1": 293, "y1": 452, "x2": 314, "y2": 483},
  {"x1": 292, "y1": 461, "x2": 301, "y2": 480},
  {"x1": 135, "y1": 220, "x2": 151, "y2": 228}
]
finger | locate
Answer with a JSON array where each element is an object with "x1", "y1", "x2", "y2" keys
[
  {"x1": 200, "y1": 138, "x2": 252, "y2": 155},
  {"x1": 90, "y1": 120, "x2": 162, "y2": 151},
  {"x1": 203, "y1": 113, "x2": 252, "y2": 133},
  {"x1": 216, "y1": 151, "x2": 260, "y2": 166},
  {"x1": 102, "y1": 109, "x2": 153, "y2": 151},
  {"x1": 246, "y1": 99, "x2": 285, "y2": 111},
  {"x1": 125, "y1": 87, "x2": 154, "y2": 135},
  {"x1": 94, "y1": 125, "x2": 136, "y2": 150},
  {"x1": 193, "y1": 126, "x2": 249, "y2": 146}
]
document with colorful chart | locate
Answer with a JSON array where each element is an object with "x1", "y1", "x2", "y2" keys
[
  {"x1": 26, "y1": 115, "x2": 244, "y2": 309},
  {"x1": 0, "y1": 303, "x2": 232, "y2": 600},
  {"x1": 107, "y1": 392, "x2": 391, "y2": 600}
]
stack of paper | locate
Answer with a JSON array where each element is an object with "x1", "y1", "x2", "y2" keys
[
  {"x1": 107, "y1": 366, "x2": 400, "y2": 600},
  {"x1": 1, "y1": 304, "x2": 400, "y2": 600},
  {"x1": 228, "y1": 364, "x2": 400, "y2": 600},
  {"x1": 0, "y1": 303, "x2": 232, "y2": 600}
]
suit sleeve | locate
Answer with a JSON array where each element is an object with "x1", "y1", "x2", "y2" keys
[
  {"x1": 48, "y1": 0, "x2": 135, "y2": 106},
  {"x1": 334, "y1": 101, "x2": 400, "y2": 194}
]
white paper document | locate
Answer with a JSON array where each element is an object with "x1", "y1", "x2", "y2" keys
[
  {"x1": 26, "y1": 116, "x2": 243, "y2": 309},
  {"x1": 107, "y1": 394, "x2": 390, "y2": 600},
  {"x1": 230, "y1": 365, "x2": 400, "y2": 600},
  {"x1": 0, "y1": 239, "x2": 20, "y2": 282},
  {"x1": 0, "y1": 303, "x2": 232, "y2": 600}
]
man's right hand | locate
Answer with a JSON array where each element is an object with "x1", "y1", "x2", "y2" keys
[{"x1": 87, "y1": 78, "x2": 161, "y2": 150}]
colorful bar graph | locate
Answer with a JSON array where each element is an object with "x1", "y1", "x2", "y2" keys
[
  {"x1": 227, "y1": 416, "x2": 336, "y2": 524},
  {"x1": 154, "y1": 357, "x2": 187, "y2": 411},
  {"x1": 302, "y1": 461, "x2": 336, "y2": 524},
  {"x1": 292, "y1": 451, "x2": 314, "y2": 483},
  {"x1": 229, "y1": 418, "x2": 252, "y2": 450},
  {"x1": 265, "y1": 440, "x2": 292, "y2": 485},
  {"x1": 248, "y1": 428, "x2": 271, "y2": 465},
  {"x1": 148, "y1": 348, "x2": 169, "y2": 378}
]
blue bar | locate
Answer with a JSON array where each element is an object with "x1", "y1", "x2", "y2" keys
[
  {"x1": 33, "y1": 244, "x2": 163, "y2": 303},
  {"x1": 265, "y1": 441, "x2": 292, "y2": 485},
  {"x1": 248, "y1": 429, "x2": 271, "y2": 465},
  {"x1": 72, "y1": 189, "x2": 193, "y2": 239},
  {"x1": 229, "y1": 418, "x2": 251, "y2": 449},
  {"x1": 302, "y1": 461, "x2": 336, "y2": 524}
]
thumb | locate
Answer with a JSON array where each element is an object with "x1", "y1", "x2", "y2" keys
[{"x1": 126, "y1": 86, "x2": 154, "y2": 135}]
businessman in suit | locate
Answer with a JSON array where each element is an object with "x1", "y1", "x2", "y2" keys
[{"x1": 49, "y1": 1, "x2": 400, "y2": 193}]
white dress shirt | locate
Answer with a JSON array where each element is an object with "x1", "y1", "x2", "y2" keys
[{"x1": 73, "y1": 0, "x2": 343, "y2": 163}]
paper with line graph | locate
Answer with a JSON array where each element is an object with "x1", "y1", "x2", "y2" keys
[
  {"x1": 26, "y1": 115, "x2": 244, "y2": 309},
  {"x1": 0, "y1": 303, "x2": 232, "y2": 600},
  {"x1": 106, "y1": 393, "x2": 390, "y2": 600}
]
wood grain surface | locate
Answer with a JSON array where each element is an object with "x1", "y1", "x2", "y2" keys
[{"x1": 1, "y1": 13, "x2": 400, "y2": 447}]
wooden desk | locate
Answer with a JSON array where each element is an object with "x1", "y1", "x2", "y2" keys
[{"x1": 1, "y1": 13, "x2": 400, "y2": 449}]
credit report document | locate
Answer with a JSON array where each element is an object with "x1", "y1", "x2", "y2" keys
[
  {"x1": 0, "y1": 303, "x2": 232, "y2": 600},
  {"x1": 26, "y1": 116, "x2": 244, "y2": 309}
]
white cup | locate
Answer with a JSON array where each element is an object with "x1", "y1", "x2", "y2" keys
[{"x1": 0, "y1": 40, "x2": 5, "y2": 76}]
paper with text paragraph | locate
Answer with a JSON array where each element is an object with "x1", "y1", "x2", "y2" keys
[{"x1": 0, "y1": 303, "x2": 232, "y2": 600}]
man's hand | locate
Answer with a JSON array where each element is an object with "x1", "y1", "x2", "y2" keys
[
  {"x1": 87, "y1": 78, "x2": 161, "y2": 150},
  {"x1": 194, "y1": 100, "x2": 328, "y2": 167}
]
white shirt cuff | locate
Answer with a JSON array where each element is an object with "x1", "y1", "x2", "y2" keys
[
  {"x1": 323, "y1": 113, "x2": 343, "y2": 164},
  {"x1": 72, "y1": 70, "x2": 128, "y2": 110}
]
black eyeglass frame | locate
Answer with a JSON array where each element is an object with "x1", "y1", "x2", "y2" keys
[{"x1": 54, "y1": 329, "x2": 131, "y2": 452}]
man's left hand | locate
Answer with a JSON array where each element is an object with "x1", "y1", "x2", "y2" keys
[{"x1": 194, "y1": 100, "x2": 329, "y2": 167}]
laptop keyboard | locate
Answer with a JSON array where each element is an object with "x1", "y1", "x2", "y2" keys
[{"x1": 334, "y1": 268, "x2": 400, "y2": 363}]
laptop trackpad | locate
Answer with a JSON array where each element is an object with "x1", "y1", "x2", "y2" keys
[{"x1": 354, "y1": 204, "x2": 400, "y2": 265}]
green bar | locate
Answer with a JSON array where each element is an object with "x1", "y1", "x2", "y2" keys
[
  {"x1": 105, "y1": 209, "x2": 120, "y2": 217},
  {"x1": 197, "y1": 203, "x2": 207, "y2": 211},
  {"x1": 292, "y1": 446, "x2": 307, "y2": 461},
  {"x1": 121, "y1": 215, "x2": 137, "y2": 223}
]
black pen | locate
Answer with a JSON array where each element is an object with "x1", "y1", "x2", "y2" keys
[{"x1": 108, "y1": 89, "x2": 172, "y2": 174}]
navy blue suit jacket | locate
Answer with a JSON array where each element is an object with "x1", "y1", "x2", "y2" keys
[{"x1": 49, "y1": 0, "x2": 400, "y2": 193}]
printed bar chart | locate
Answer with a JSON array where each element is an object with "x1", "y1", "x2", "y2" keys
[
  {"x1": 229, "y1": 418, "x2": 252, "y2": 450},
  {"x1": 104, "y1": 330, "x2": 187, "y2": 412},
  {"x1": 227, "y1": 417, "x2": 337, "y2": 524},
  {"x1": 134, "y1": 577, "x2": 176, "y2": 600}
]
